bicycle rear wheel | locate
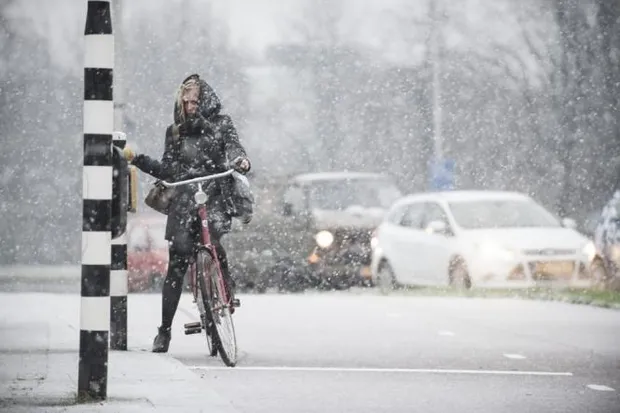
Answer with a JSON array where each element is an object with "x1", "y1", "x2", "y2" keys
[
  {"x1": 194, "y1": 251, "x2": 217, "y2": 357},
  {"x1": 196, "y1": 249, "x2": 238, "y2": 367}
]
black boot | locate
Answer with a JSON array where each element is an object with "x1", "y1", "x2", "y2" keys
[
  {"x1": 152, "y1": 326, "x2": 171, "y2": 353},
  {"x1": 216, "y1": 245, "x2": 240, "y2": 311},
  {"x1": 226, "y1": 276, "x2": 240, "y2": 313}
]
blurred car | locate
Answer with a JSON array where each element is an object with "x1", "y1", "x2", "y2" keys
[
  {"x1": 126, "y1": 213, "x2": 169, "y2": 292},
  {"x1": 591, "y1": 190, "x2": 620, "y2": 289},
  {"x1": 370, "y1": 190, "x2": 596, "y2": 290},
  {"x1": 223, "y1": 171, "x2": 402, "y2": 291},
  {"x1": 284, "y1": 172, "x2": 402, "y2": 289}
]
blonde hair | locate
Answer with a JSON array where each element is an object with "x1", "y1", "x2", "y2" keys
[{"x1": 175, "y1": 78, "x2": 200, "y2": 123}]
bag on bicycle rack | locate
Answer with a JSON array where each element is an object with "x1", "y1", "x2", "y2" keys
[
  {"x1": 229, "y1": 172, "x2": 254, "y2": 224},
  {"x1": 144, "y1": 180, "x2": 176, "y2": 215}
]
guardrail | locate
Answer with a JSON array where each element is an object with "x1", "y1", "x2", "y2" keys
[
  {"x1": 0, "y1": 264, "x2": 80, "y2": 278},
  {"x1": 0, "y1": 265, "x2": 81, "y2": 293}
]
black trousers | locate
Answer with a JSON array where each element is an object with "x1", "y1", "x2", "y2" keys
[{"x1": 160, "y1": 217, "x2": 234, "y2": 331}]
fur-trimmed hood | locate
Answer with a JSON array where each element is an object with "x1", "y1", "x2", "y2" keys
[{"x1": 173, "y1": 73, "x2": 222, "y2": 124}]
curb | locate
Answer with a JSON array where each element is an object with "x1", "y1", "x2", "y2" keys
[
  {"x1": 346, "y1": 286, "x2": 620, "y2": 310},
  {"x1": 0, "y1": 265, "x2": 80, "y2": 293}
]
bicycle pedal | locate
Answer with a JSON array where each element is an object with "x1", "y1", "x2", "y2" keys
[
  {"x1": 184, "y1": 321, "x2": 201, "y2": 329},
  {"x1": 184, "y1": 326, "x2": 202, "y2": 335},
  {"x1": 232, "y1": 298, "x2": 241, "y2": 307}
]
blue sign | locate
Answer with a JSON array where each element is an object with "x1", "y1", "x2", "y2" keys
[{"x1": 429, "y1": 158, "x2": 455, "y2": 190}]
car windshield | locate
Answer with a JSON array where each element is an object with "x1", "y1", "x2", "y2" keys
[
  {"x1": 448, "y1": 198, "x2": 561, "y2": 229},
  {"x1": 307, "y1": 178, "x2": 402, "y2": 210}
]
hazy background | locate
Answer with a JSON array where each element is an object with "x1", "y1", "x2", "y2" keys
[{"x1": 1, "y1": 0, "x2": 619, "y2": 264}]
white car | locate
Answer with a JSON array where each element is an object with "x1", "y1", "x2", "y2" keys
[{"x1": 370, "y1": 190, "x2": 596, "y2": 289}]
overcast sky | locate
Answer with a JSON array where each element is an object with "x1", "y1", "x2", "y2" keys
[
  {"x1": 5, "y1": 0, "x2": 542, "y2": 78},
  {"x1": 5, "y1": 0, "x2": 439, "y2": 67}
]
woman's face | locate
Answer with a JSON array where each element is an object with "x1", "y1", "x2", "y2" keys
[
  {"x1": 184, "y1": 99, "x2": 198, "y2": 116},
  {"x1": 182, "y1": 85, "x2": 199, "y2": 116}
]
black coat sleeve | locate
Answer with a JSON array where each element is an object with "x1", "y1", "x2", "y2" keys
[
  {"x1": 218, "y1": 115, "x2": 250, "y2": 170},
  {"x1": 131, "y1": 126, "x2": 177, "y2": 180}
]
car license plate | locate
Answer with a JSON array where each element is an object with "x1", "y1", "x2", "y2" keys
[{"x1": 535, "y1": 261, "x2": 574, "y2": 276}]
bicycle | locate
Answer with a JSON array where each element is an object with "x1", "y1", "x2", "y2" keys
[{"x1": 159, "y1": 168, "x2": 240, "y2": 367}]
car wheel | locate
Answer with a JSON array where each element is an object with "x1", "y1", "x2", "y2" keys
[
  {"x1": 590, "y1": 258, "x2": 609, "y2": 290},
  {"x1": 449, "y1": 259, "x2": 472, "y2": 290},
  {"x1": 378, "y1": 261, "x2": 397, "y2": 294}
]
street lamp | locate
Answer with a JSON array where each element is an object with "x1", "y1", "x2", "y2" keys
[{"x1": 430, "y1": 0, "x2": 443, "y2": 161}]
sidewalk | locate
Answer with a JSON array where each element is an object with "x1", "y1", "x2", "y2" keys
[
  {"x1": 1, "y1": 350, "x2": 239, "y2": 412},
  {"x1": 0, "y1": 293, "x2": 240, "y2": 412}
]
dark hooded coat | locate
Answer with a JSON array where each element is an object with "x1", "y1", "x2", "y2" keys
[{"x1": 132, "y1": 75, "x2": 250, "y2": 249}]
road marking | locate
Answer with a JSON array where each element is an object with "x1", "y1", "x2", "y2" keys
[
  {"x1": 190, "y1": 365, "x2": 572, "y2": 376},
  {"x1": 503, "y1": 353, "x2": 526, "y2": 360},
  {"x1": 437, "y1": 330, "x2": 455, "y2": 336},
  {"x1": 587, "y1": 384, "x2": 615, "y2": 392}
]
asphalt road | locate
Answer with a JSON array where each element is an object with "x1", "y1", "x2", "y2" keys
[
  {"x1": 168, "y1": 292, "x2": 620, "y2": 413},
  {"x1": 2, "y1": 290, "x2": 619, "y2": 412}
]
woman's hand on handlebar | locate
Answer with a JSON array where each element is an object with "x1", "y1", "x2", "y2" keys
[{"x1": 231, "y1": 156, "x2": 251, "y2": 174}]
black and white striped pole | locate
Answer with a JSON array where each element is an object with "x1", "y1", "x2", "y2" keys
[
  {"x1": 79, "y1": 0, "x2": 113, "y2": 401},
  {"x1": 111, "y1": 131, "x2": 128, "y2": 350},
  {"x1": 110, "y1": 0, "x2": 128, "y2": 351}
]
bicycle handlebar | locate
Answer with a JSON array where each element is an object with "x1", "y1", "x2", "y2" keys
[{"x1": 159, "y1": 169, "x2": 236, "y2": 188}]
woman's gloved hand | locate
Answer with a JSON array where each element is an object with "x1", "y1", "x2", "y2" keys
[
  {"x1": 176, "y1": 120, "x2": 193, "y2": 137},
  {"x1": 232, "y1": 156, "x2": 251, "y2": 174},
  {"x1": 123, "y1": 146, "x2": 136, "y2": 162}
]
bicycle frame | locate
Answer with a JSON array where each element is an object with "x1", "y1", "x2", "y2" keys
[
  {"x1": 196, "y1": 190, "x2": 230, "y2": 308},
  {"x1": 160, "y1": 169, "x2": 235, "y2": 308},
  {"x1": 161, "y1": 168, "x2": 239, "y2": 366}
]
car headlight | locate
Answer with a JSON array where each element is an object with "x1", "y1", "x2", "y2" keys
[
  {"x1": 477, "y1": 243, "x2": 515, "y2": 261},
  {"x1": 315, "y1": 230, "x2": 334, "y2": 248},
  {"x1": 582, "y1": 241, "x2": 596, "y2": 262},
  {"x1": 370, "y1": 229, "x2": 379, "y2": 250}
]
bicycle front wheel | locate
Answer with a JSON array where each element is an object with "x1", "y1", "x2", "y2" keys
[
  {"x1": 194, "y1": 252, "x2": 217, "y2": 357},
  {"x1": 196, "y1": 250, "x2": 238, "y2": 367}
]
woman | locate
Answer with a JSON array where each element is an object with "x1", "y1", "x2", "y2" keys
[{"x1": 124, "y1": 74, "x2": 251, "y2": 353}]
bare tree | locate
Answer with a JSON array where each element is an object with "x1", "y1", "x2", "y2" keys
[
  {"x1": 595, "y1": 0, "x2": 620, "y2": 193},
  {"x1": 408, "y1": 0, "x2": 619, "y2": 217},
  {"x1": 270, "y1": 0, "x2": 352, "y2": 170},
  {"x1": 0, "y1": 0, "x2": 250, "y2": 265}
]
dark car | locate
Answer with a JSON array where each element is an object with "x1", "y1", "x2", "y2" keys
[{"x1": 223, "y1": 171, "x2": 402, "y2": 292}]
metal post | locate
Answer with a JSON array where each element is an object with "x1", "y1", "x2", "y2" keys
[
  {"x1": 430, "y1": 0, "x2": 443, "y2": 160},
  {"x1": 110, "y1": 131, "x2": 128, "y2": 350},
  {"x1": 113, "y1": 0, "x2": 125, "y2": 131},
  {"x1": 110, "y1": 0, "x2": 128, "y2": 352},
  {"x1": 79, "y1": 0, "x2": 114, "y2": 401}
]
